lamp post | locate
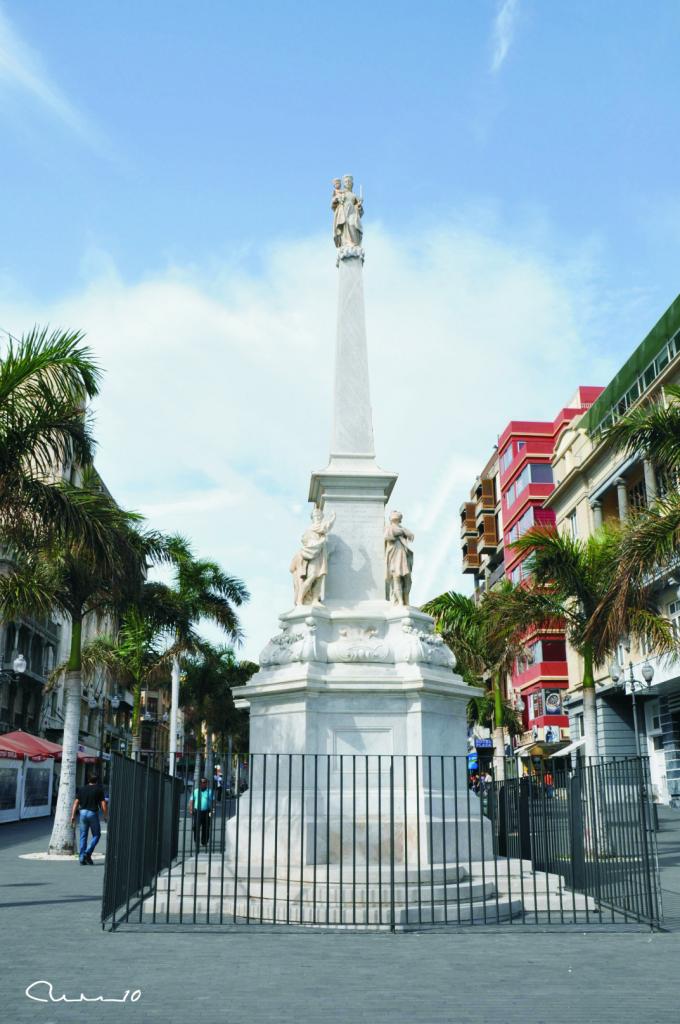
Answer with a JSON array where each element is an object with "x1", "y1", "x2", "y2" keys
[
  {"x1": 0, "y1": 653, "x2": 27, "y2": 730},
  {"x1": 609, "y1": 657, "x2": 654, "y2": 758}
]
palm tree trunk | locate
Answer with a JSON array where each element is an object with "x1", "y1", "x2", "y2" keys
[
  {"x1": 131, "y1": 681, "x2": 142, "y2": 757},
  {"x1": 581, "y1": 642, "x2": 598, "y2": 760},
  {"x1": 168, "y1": 655, "x2": 180, "y2": 777},
  {"x1": 492, "y1": 674, "x2": 506, "y2": 781},
  {"x1": 48, "y1": 614, "x2": 82, "y2": 855},
  {"x1": 205, "y1": 724, "x2": 214, "y2": 791}
]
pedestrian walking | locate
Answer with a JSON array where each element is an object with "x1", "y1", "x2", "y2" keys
[
  {"x1": 70, "y1": 770, "x2": 108, "y2": 865},
  {"x1": 189, "y1": 776, "x2": 214, "y2": 849}
]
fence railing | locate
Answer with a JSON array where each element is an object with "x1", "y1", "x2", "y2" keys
[
  {"x1": 101, "y1": 752, "x2": 662, "y2": 930},
  {"x1": 101, "y1": 754, "x2": 183, "y2": 925}
]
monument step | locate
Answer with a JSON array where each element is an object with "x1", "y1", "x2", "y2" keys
[
  {"x1": 158, "y1": 860, "x2": 469, "y2": 884},
  {"x1": 142, "y1": 893, "x2": 522, "y2": 926},
  {"x1": 153, "y1": 877, "x2": 497, "y2": 905}
]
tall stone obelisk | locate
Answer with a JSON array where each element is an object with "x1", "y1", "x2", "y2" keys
[
  {"x1": 236, "y1": 176, "x2": 477, "y2": 761},
  {"x1": 182, "y1": 180, "x2": 506, "y2": 929}
]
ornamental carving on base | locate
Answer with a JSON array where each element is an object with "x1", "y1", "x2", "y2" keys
[
  {"x1": 336, "y1": 244, "x2": 365, "y2": 266},
  {"x1": 259, "y1": 617, "x2": 327, "y2": 667},
  {"x1": 259, "y1": 630, "x2": 306, "y2": 667},
  {"x1": 326, "y1": 626, "x2": 390, "y2": 664},
  {"x1": 395, "y1": 623, "x2": 456, "y2": 669}
]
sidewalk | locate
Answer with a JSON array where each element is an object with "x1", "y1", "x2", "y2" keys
[
  {"x1": 3, "y1": 815, "x2": 680, "y2": 1024},
  {"x1": 657, "y1": 805, "x2": 680, "y2": 928}
]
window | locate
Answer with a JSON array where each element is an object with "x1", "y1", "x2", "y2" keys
[
  {"x1": 647, "y1": 699, "x2": 662, "y2": 733},
  {"x1": 542, "y1": 638, "x2": 566, "y2": 661},
  {"x1": 643, "y1": 363, "x2": 656, "y2": 389},
  {"x1": 500, "y1": 447, "x2": 514, "y2": 473},
  {"x1": 668, "y1": 600, "x2": 680, "y2": 641},
  {"x1": 510, "y1": 559, "x2": 532, "y2": 586},
  {"x1": 507, "y1": 506, "x2": 535, "y2": 544},
  {"x1": 529, "y1": 692, "x2": 544, "y2": 719},
  {"x1": 656, "y1": 347, "x2": 670, "y2": 374},
  {"x1": 567, "y1": 509, "x2": 578, "y2": 539},
  {"x1": 530, "y1": 463, "x2": 553, "y2": 484},
  {"x1": 628, "y1": 479, "x2": 647, "y2": 511}
]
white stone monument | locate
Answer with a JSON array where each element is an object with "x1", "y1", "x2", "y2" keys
[
  {"x1": 237, "y1": 181, "x2": 476, "y2": 762},
  {"x1": 151, "y1": 181, "x2": 520, "y2": 926}
]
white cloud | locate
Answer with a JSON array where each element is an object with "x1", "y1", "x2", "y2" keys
[
  {"x1": 491, "y1": 0, "x2": 520, "y2": 73},
  {"x1": 0, "y1": 4, "x2": 101, "y2": 148},
  {"x1": 0, "y1": 223, "x2": 613, "y2": 661}
]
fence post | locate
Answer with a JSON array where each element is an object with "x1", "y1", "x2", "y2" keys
[
  {"x1": 568, "y1": 771, "x2": 586, "y2": 891},
  {"x1": 389, "y1": 758, "x2": 395, "y2": 933}
]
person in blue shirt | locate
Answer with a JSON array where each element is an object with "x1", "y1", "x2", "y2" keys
[{"x1": 189, "y1": 776, "x2": 214, "y2": 849}]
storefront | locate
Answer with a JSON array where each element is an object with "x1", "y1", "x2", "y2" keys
[{"x1": 0, "y1": 742, "x2": 54, "y2": 823}]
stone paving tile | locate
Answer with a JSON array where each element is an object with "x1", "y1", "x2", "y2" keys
[{"x1": 2, "y1": 815, "x2": 680, "y2": 1024}]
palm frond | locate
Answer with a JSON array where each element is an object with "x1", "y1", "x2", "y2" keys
[{"x1": 603, "y1": 384, "x2": 680, "y2": 473}]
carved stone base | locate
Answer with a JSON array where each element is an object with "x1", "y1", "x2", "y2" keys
[{"x1": 237, "y1": 600, "x2": 475, "y2": 760}]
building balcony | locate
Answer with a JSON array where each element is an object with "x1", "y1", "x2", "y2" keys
[
  {"x1": 499, "y1": 439, "x2": 555, "y2": 484},
  {"x1": 503, "y1": 482, "x2": 554, "y2": 521},
  {"x1": 460, "y1": 502, "x2": 476, "y2": 538},
  {"x1": 477, "y1": 515, "x2": 499, "y2": 553},
  {"x1": 473, "y1": 477, "x2": 496, "y2": 514},
  {"x1": 462, "y1": 539, "x2": 481, "y2": 573},
  {"x1": 512, "y1": 661, "x2": 570, "y2": 690}
]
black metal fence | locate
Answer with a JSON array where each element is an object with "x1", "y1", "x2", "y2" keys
[
  {"x1": 101, "y1": 752, "x2": 662, "y2": 930},
  {"x1": 101, "y1": 753, "x2": 183, "y2": 926}
]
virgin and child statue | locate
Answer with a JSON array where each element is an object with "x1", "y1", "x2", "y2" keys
[{"x1": 331, "y1": 174, "x2": 364, "y2": 249}]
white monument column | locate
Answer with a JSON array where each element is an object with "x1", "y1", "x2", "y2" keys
[
  {"x1": 331, "y1": 249, "x2": 374, "y2": 460},
  {"x1": 309, "y1": 245, "x2": 396, "y2": 604}
]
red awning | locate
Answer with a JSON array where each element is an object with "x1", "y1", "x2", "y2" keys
[{"x1": 0, "y1": 730, "x2": 98, "y2": 763}]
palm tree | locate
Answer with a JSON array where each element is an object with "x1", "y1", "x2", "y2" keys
[
  {"x1": 0, "y1": 326, "x2": 123, "y2": 556},
  {"x1": 181, "y1": 644, "x2": 258, "y2": 783},
  {"x1": 81, "y1": 603, "x2": 172, "y2": 760},
  {"x1": 507, "y1": 524, "x2": 676, "y2": 759},
  {"x1": 0, "y1": 495, "x2": 163, "y2": 854},
  {"x1": 602, "y1": 383, "x2": 680, "y2": 619},
  {"x1": 422, "y1": 588, "x2": 527, "y2": 779},
  {"x1": 150, "y1": 537, "x2": 249, "y2": 776}
]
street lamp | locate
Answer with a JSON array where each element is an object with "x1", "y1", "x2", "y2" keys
[
  {"x1": 0, "y1": 653, "x2": 27, "y2": 730},
  {"x1": 111, "y1": 693, "x2": 120, "y2": 711},
  {"x1": 1, "y1": 652, "x2": 27, "y2": 682},
  {"x1": 609, "y1": 657, "x2": 654, "y2": 758}
]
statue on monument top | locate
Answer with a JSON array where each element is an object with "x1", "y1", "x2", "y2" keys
[
  {"x1": 385, "y1": 511, "x2": 414, "y2": 606},
  {"x1": 332, "y1": 174, "x2": 364, "y2": 249},
  {"x1": 290, "y1": 507, "x2": 336, "y2": 606}
]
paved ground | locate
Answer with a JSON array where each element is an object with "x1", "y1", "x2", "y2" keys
[
  {"x1": 2, "y1": 812, "x2": 680, "y2": 1024},
  {"x1": 656, "y1": 806, "x2": 680, "y2": 927}
]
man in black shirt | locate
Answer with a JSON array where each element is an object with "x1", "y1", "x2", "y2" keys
[{"x1": 70, "y1": 771, "x2": 108, "y2": 865}]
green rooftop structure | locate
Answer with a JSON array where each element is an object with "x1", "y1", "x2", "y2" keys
[{"x1": 582, "y1": 293, "x2": 680, "y2": 436}]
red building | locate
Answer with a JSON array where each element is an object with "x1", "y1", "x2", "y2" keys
[{"x1": 497, "y1": 386, "x2": 603, "y2": 751}]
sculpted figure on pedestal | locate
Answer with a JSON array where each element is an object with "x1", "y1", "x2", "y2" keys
[
  {"x1": 290, "y1": 507, "x2": 336, "y2": 605},
  {"x1": 331, "y1": 174, "x2": 364, "y2": 249},
  {"x1": 384, "y1": 511, "x2": 414, "y2": 606}
]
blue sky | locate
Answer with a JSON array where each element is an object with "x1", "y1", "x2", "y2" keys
[{"x1": 2, "y1": 1, "x2": 680, "y2": 655}]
